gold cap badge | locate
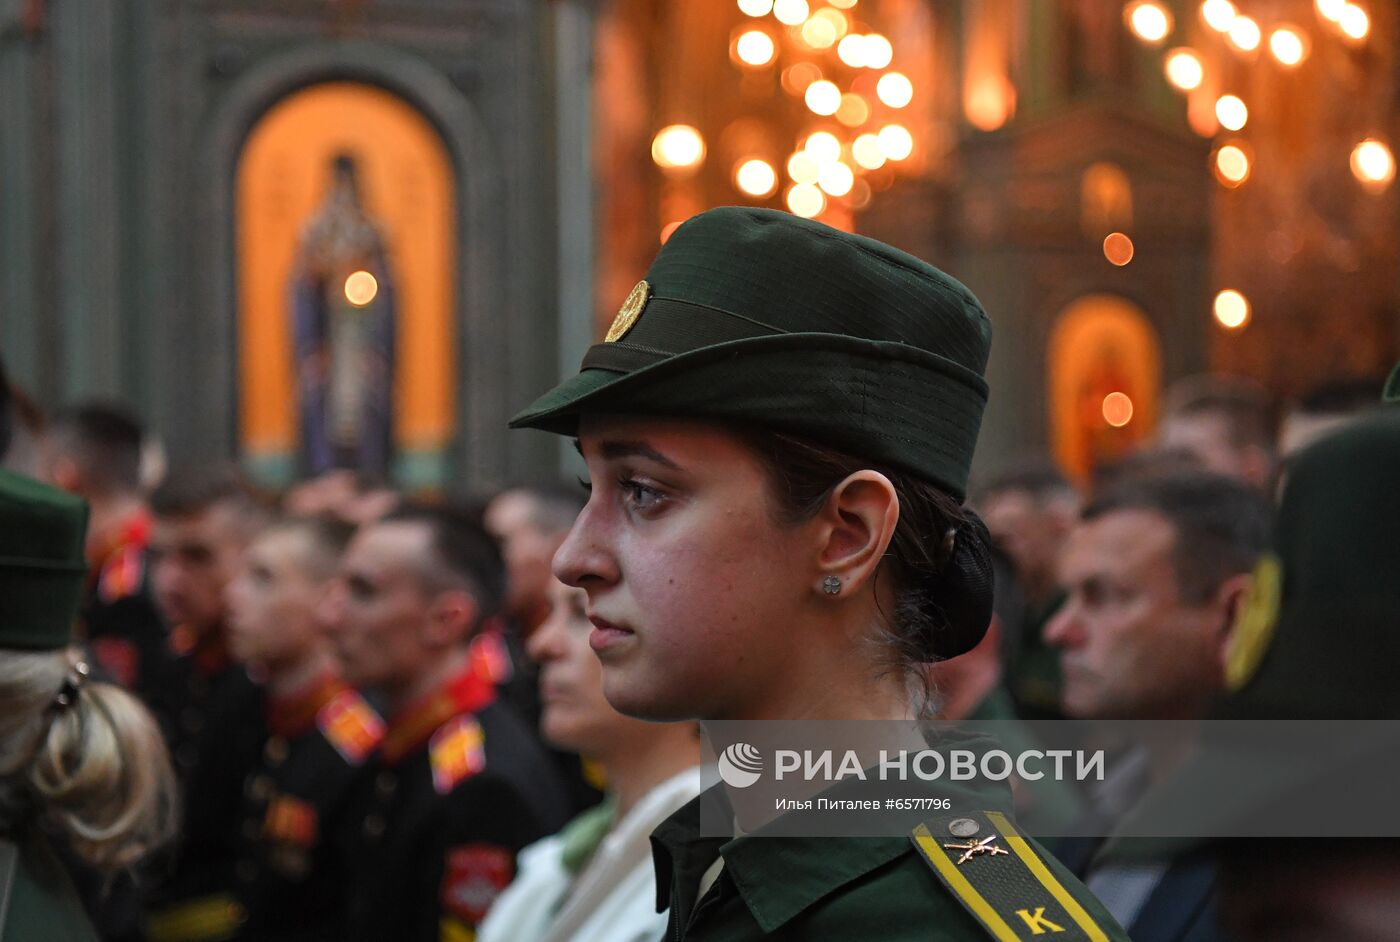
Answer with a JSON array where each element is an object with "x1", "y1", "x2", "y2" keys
[
  {"x1": 606, "y1": 280, "x2": 650, "y2": 343},
  {"x1": 1225, "y1": 553, "x2": 1283, "y2": 691}
]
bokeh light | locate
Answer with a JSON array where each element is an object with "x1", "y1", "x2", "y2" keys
[
  {"x1": 344, "y1": 270, "x2": 378, "y2": 306},
  {"x1": 1201, "y1": 0, "x2": 1236, "y2": 32},
  {"x1": 1102, "y1": 392, "x2": 1135, "y2": 427},
  {"x1": 805, "y1": 80, "x2": 842, "y2": 116},
  {"x1": 1226, "y1": 15, "x2": 1261, "y2": 51},
  {"x1": 651, "y1": 125, "x2": 706, "y2": 170},
  {"x1": 812, "y1": 8, "x2": 849, "y2": 38},
  {"x1": 1268, "y1": 27, "x2": 1308, "y2": 66},
  {"x1": 878, "y1": 124, "x2": 914, "y2": 161},
  {"x1": 1214, "y1": 289, "x2": 1251, "y2": 329},
  {"x1": 1351, "y1": 138, "x2": 1395, "y2": 190},
  {"x1": 1103, "y1": 232, "x2": 1135, "y2": 266},
  {"x1": 837, "y1": 34, "x2": 868, "y2": 67},
  {"x1": 801, "y1": 15, "x2": 839, "y2": 49},
  {"x1": 735, "y1": 159, "x2": 779, "y2": 197},
  {"x1": 734, "y1": 30, "x2": 776, "y2": 67},
  {"x1": 781, "y1": 62, "x2": 823, "y2": 96},
  {"x1": 772, "y1": 0, "x2": 809, "y2": 26},
  {"x1": 737, "y1": 0, "x2": 773, "y2": 16},
  {"x1": 1127, "y1": 2, "x2": 1173, "y2": 44},
  {"x1": 1164, "y1": 49, "x2": 1204, "y2": 90},
  {"x1": 787, "y1": 151, "x2": 820, "y2": 184},
  {"x1": 863, "y1": 34, "x2": 894, "y2": 69},
  {"x1": 852, "y1": 133, "x2": 886, "y2": 170},
  {"x1": 1215, "y1": 95, "x2": 1248, "y2": 131},
  {"x1": 818, "y1": 161, "x2": 855, "y2": 197},
  {"x1": 1315, "y1": 0, "x2": 1346, "y2": 21},
  {"x1": 804, "y1": 131, "x2": 842, "y2": 165},
  {"x1": 787, "y1": 182, "x2": 827, "y2": 217},
  {"x1": 1339, "y1": 3, "x2": 1369, "y2": 41},
  {"x1": 836, "y1": 93, "x2": 870, "y2": 127},
  {"x1": 1215, "y1": 143, "x2": 1252, "y2": 186},
  {"x1": 877, "y1": 72, "x2": 914, "y2": 108}
]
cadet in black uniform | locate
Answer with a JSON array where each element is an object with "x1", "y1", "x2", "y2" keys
[
  {"x1": 43, "y1": 404, "x2": 171, "y2": 697},
  {"x1": 142, "y1": 472, "x2": 271, "y2": 935},
  {"x1": 145, "y1": 514, "x2": 380, "y2": 942},
  {"x1": 322, "y1": 504, "x2": 569, "y2": 941},
  {"x1": 510, "y1": 208, "x2": 1130, "y2": 941},
  {"x1": 146, "y1": 472, "x2": 270, "y2": 772}
]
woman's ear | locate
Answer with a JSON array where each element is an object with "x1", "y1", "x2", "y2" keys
[{"x1": 811, "y1": 471, "x2": 899, "y2": 597}]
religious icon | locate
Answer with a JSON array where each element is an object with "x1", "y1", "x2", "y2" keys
[{"x1": 289, "y1": 153, "x2": 397, "y2": 478}]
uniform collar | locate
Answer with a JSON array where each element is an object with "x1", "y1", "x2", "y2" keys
[
  {"x1": 651, "y1": 784, "x2": 911, "y2": 934},
  {"x1": 266, "y1": 669, "x2": 347, "y2": 739},
  {"x1": 379, "y1": 660, "x2": 496, "y2": 764},
  {"x1": 85, "y1": 509, "x2": 151, "y2": 569},
  {"x1": 169, "y1": 622, "x2": 232, "y2": 677},
  {"x1": 651, "y1": 737, "x2": 1017, "y2": 934}
]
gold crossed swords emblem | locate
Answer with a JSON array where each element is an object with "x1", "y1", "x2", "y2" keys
[{"x1": 943, "y1": 834, "x2": 1010, "y2": 865}]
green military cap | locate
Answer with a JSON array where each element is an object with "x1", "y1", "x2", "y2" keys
[
  {"x1": 1219, "y1": 410, "x2": 1400, "y2": 717},
  {"x1": 0, "y1": 469, "x2": 90, "y2": 650},
  {"x1": 510, "y1": 206, "x2": 993, "y2": 500},
  {"x1": 1112, "y1": 411, "x2": 1400, "y2": 852},
  {"x1": 1384, "y1": 361, "x2": 1400, "y2": 402}
]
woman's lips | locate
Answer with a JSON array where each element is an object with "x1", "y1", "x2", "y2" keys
[{"x1": 587, "y1": 615, "x2": 634, "y2": 653}]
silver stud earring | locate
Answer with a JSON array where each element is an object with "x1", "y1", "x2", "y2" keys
[{"x1": 822, "y1": 575, "x2": 842, "y2": 596}]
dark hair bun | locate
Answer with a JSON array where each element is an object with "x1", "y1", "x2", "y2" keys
[{"x1": 918, "y1": 509, "x2": 995, "y2": 661}]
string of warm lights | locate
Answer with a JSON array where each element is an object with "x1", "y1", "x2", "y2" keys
[
  {"x1": 1123, "y1": 0, "x2": 1393, "y2": 333},
  {"x1": 649, "y1": 0, "x2": 917, "y2": 225}
]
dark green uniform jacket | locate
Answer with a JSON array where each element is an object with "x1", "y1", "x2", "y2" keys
[
  {"x1": 1, "y1": 832, "x2": 98, "y2": 942},
  {"x1": 651, "y1": 780, "x2": 1130, "y2": 941}
]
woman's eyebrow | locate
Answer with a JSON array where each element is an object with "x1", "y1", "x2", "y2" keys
[{"x1": 596, "y1": 440, "x2": 684, "y2": 471}]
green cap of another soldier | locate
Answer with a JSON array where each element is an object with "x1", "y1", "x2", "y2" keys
[
  {"x1": 1384, "y1": 360, "x2": 1400, "y2": 402},
  {"x1": 0, "y1": 469, "x2": 90, "y2": 650},
  {"x1": 510, "y1": 206, "x2": 992, "y2": 500},
  {"x1": 1110, "y1": 410, "x2": 1400, "y2": 855}
]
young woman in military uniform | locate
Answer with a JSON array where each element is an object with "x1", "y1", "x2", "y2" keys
[
  {"x1": 0, "y1": 470, "x2": 178, "y2": 941},
  {"x1": 510, "y1": 207, "x2": 1129, "y2": 940}
]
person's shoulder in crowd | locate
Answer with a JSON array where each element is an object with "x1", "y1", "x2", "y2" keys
[
  {"x1": 145, "y1": 674, "x2": 383, "y2": 942},
  {"x1": 3, "y1": 831, "x2": 101, "y2": 942},
  {"x1": 336, "y1": 673, "x2": 568, "y2": 942},
  {"x1": 652, "y1": 787, "x2": 1130, "y2": 941}
]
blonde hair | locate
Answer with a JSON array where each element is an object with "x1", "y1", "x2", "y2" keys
[{"x1": 0, "y1": 646, "x2": 178, "y2": 870}]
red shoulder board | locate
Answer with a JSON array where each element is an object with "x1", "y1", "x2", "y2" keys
[
  {"x1": 440, "y1": 843, "x2": 513, "y2": 926},
  {"x1": 317, "y1": 690, "x2": 385, "y2": 765},
  {"x1": 98, "y1": 547, "x2": 145, "y2": 603},
  {"x1": 263, "y1": 795, "x2": 319, "y2": 847},
  {"x1": 468, "y1": 629, "x2": 514, "y2": 686},
  {"x1": 429, "y1": 715, "x2": 486, "y2": 795}
]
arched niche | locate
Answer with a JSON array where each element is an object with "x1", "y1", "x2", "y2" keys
[
  {"x1": 235, "y1": 81, "x2": 455, "y2": 486},
  {"x1": 1047, "y1": 294, "x2": 1161, "y2": 481}
]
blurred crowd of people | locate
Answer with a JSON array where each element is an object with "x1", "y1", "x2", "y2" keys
[{"x1": 1, "y1": 346, "x2": 1396, "y2": 942}]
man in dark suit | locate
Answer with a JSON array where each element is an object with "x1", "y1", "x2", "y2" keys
[{"x1": 1045, "y1": 469, "x2": 1271, "y2": 941}]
